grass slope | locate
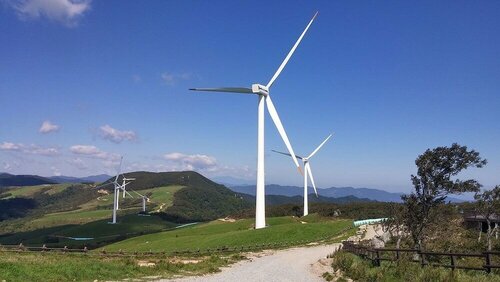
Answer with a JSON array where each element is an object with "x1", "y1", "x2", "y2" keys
[
  {"x1": 0, "y1": 252, "x2": 233, "y2": 282},
  {"x1": 0, "y1": 184, "x2": 71, "y2": 199},
  {"x1": 103, "y1": 215, "x2": 352, "y2": 252},
  {"x1": 0, "y1": 214, "x2": 178, "y2": 248}
]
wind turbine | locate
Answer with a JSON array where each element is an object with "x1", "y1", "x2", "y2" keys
[
  {"x1": 106, "y1": 156, "x2": 124, "y2": 224},
  {"x1": 121, "y1": 176, "x2": 135, "y2": 199},
  {"x1": 131, "y1": 189, "x2": 149, "y2": 213},
  {"x1": 190, "y1": 12, "x2": 318, "y2": 229},
  {"x1": 95, "y1": 156, "x2": 133, "y2": 224},
  {"x1": 273, "y1": 133, "x2": 333, "y2": 216}
]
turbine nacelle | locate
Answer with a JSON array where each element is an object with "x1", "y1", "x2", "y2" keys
[{"x1": 252, "y1": 84, "x2": 269, "y2": 96}]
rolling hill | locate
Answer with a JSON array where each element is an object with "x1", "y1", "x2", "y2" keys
[{"x1": 0, "y1": 173, "x2": 56, "y2": 187}]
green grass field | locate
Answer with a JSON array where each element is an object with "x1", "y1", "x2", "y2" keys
[
  {"x1": 102, "y1": 215, "x2": 353, "y2": 252},
  {"x1": 0, "y1": 252, "x2": 234, "y2": 282},
  {"x1": 0, "y1": 184, "x2": 72, "y2": 199},
  {"x1": 138, "y1": 185, "x2": 184, "y2": 210},
  {"x1": 30, "y1": 209, "x2": 113, "y2": 227},
  {"x1": 0, "y1": 214, "x2": 178, "y2": 248}
]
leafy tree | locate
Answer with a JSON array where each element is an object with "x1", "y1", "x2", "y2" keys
[
  {"x1": 383, "y1": 203, "x2": 406, "y2": 248},
  {"x1": 402, "y1": 143, "x2": 486, "y2": 249},
  {"x1": 474, "y1": 185, "x2": 500, "y2": 251}
]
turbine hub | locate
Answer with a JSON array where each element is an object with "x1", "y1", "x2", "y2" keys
[{"x1": 252, "y1": 84, "x2": 269, "y2": 96}]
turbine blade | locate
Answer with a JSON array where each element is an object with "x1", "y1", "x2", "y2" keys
[
  {"x1": 130, "y1": 189, "x2": 144, "y2": 198},
  {"x1": 265, "y1": 96, "x2": 302, "y2": 174},
  {"x1": 308, "y1": 133, "x2": 333, "y2": 159},
  {"x1": 115, "y1": 156, "x2": 123, "y2": 182},
  {"x1": 266, "y1": 11, "x2": 318, "y2": 89},
  {"x1": 189, "y1": 87, "x2": 253, "y2": 94},
  {"x1": 306, "y1": 162, "x2": 318, "y2": 197},
  {"x1": 272, "y1": 149, "x2": 303, "y2": 160},
  {"x1": 124, "y1": 190, "x2": 133, "y2": 198}
]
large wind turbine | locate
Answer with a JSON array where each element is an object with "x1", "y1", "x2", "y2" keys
[
  {"x1": 273, "y1": 133, "x2": 333, "y2": 216},
  {"x1": 190, "y1": 12, "x2": 318, "y2": 229}
]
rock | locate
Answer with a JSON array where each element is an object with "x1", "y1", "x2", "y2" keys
[
  {"x1": 137, "y1": 261, "x2": 156, "y2": 267},
  {"x1": 371, "y1": 237, "x2": 385, "y2": 248}
]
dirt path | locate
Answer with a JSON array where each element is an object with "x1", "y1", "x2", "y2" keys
[
  {"x1": 161, "y1": 225, "x2": 379, "y2": 282},
  {"x1": 164, "y1": 244, "x2": 341, "y2": 282}
]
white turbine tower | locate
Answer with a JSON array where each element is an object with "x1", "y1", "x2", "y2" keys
[
  {"x1": 190, "y1": 12, "x2": 318, "y2": 229},
  {"x1": 131, "y1": 190, "x2": 149, "y2": 213},
  {"x1": 273, "y1": 133, "x2": 333, "y2": 216}
]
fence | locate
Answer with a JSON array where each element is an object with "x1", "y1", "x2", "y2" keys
[
  {"x1": 0, "y1": 226, "x2": 352, "y2": 258},
  {"x1": 342, "y1": 241, "x2": 500, "y2": 273}
]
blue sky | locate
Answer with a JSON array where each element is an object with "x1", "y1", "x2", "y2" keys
[{"x1": 1, "y1": 1, "x2": 499, "y2": 193}]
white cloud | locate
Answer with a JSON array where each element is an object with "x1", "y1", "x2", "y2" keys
[
  {"x1": 2, "y1": 162, "x2": 11, "y2": 170},
  {"x1": 161, "y1": 72, "x2": 191, "y2": 85},
  {"x1": 163, "y1": 152, "x2": 217, "y2": 171},
  {"x1": 98, "y1": 124, "x2": 137, "y2": 144},
  {"x1": 30, "y1": 146, "x2": 59, "y2": 156},
  {"x1": 7, "y1": 0, "x2": 91, "y2": 26},
  {"x1": 70, "y1": 144, "x2": 100, "y2": 155},
  {"x1": 50, "y1": 166, "x2": 61, "y2": 176},
  {"x1": 0, "y1": 141, "x2": 59, "y2": 156},
  {"x1": 0, "y1": 142, "x2": 22, "y2": 151},
  {"x1": 67, "y1": 157, "x2": 88, "y2": 170},
  {"x1": 69, "y1": 145, "x2": 120, "y2": 172},
  {"x1": 39, "y1": 120, "x2": 60, "y2": 134}
]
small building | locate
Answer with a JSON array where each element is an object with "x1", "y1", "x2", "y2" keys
[
  {"x1": 463, "y1": 214, "x2": 500, "y2": 232},
  {"x1": 353, "y1": 218, "x2": 388, "y2": 227}
]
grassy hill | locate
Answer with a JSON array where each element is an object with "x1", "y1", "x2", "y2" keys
[
  {"x1": 102, "y1": 215, "x2": 353, "y2": 252},
  {"x1": 0, "y1": 171, "x2": 254, "y2": 248},
  {"x1": 103, "y1": 171, "x2": 212, "y2": 191}
]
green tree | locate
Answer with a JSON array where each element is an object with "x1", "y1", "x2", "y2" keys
[
  {"x1": 402, "y1": 143, "x2": 486, "y2": 249},
  {"x1": 383, "y1": 203, "x2": 406, "y2": 248},
  {"x1": 474, "y1": 185, "x2": 500, "y2": 251}
]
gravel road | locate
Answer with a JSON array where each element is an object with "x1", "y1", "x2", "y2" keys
[{"x1": 164, "y1": 243, "x2": 341, "y2": 282}]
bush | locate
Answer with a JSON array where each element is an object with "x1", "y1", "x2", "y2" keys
[{"x1": 330, "y1": 251, "x2": 500, "y2": 282}]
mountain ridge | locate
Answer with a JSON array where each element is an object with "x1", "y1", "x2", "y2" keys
[{"x1": 227, "y1": 184, "x2": 466, "y2": 203}]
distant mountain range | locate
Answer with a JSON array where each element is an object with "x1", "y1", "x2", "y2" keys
[
  {"x1": 49, "y1": 174, "x2": 111, "y2": 184},
  {"x1": 0, "y1": 173, "x2": 111, "y2": 187},
  {"x1": 238, "y1": 193, "x2": 373, "y2": 206},
  {"x1": 228, "y1": 184, "x2": 404, "y2": 202},
  {"x1": 0, "y1": 173, "x2": 56, "y2": 187},
  {"x1": 227, "y1": 184, "x2": 466, "y2": 203}
]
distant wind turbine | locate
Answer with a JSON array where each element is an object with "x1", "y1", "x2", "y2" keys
[
  {"x1": 190, "y1": 12, "x2": 319, "y2": 229},
  {"x1": 130, "y1": 189, "x2": 149, "y2": 213},
  {"x1": 95, "y1": 156, "x2": 134, "y2": 224},
  {"x1": 273, "y1": 133, "x2": 333, "y2": 216}
]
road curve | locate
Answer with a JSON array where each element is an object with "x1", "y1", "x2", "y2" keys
[{"x1": 164, "y1": 243, "x2": 341, "y2": 282}]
